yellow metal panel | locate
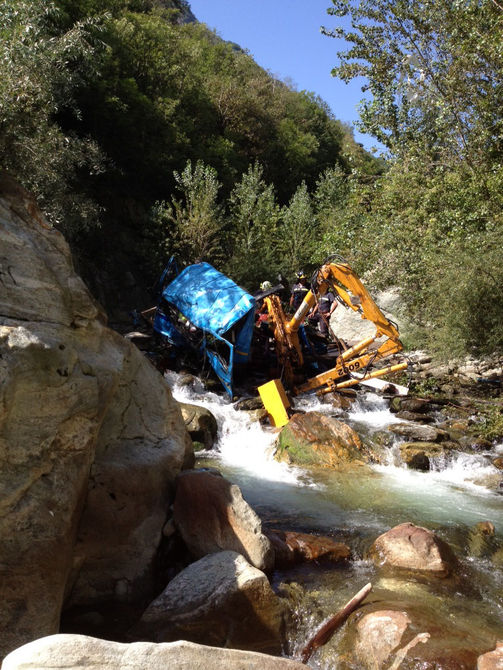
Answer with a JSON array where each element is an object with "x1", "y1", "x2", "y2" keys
[{"x1": 258, "y1": 379, "x2": 290, "y2": 427}]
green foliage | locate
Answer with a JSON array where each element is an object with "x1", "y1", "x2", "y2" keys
[
  {"x1": 152, "y1": 160, "x2": 223, "y2": 265},
  {"x1": 224, "y1": 163, "x2": 281, "y2": 289},
  {"x1": 0, "y1": 0, "x2": 105, "y2": 235},
  {"x1": 279, "y1": 182, "x2": 319, "y2": 276},
  {"x1": 325, "y1": 0, "x2": 503, "y2": 165}
]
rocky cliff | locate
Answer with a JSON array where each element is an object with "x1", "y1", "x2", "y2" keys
[{"x1": 0, "y1": 176, "x2": 193, "y2": 659}]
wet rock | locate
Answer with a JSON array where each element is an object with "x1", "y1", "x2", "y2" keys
[
  {"x1": 491, "y1": 547, "x2": 503, "y2": 566},
  {"x1": 353, "y1": 610, "x2": 415, "y2": 669},
  {"x1": 178, "y1": 373, "x2": 197, "y2": 387},
  {"x1": 399, "y1": 441, "x2": 456, "y2": 471},
  {"x1": 467, "y1": 521, "x2": 497, "y2": 558},
  {"x1": 173, "y1": 470, "x2": 274, "y2": 571},
  {"x1": 179, "y1": 402, "x2": 218, "y2": 449},
  {"x1": 368, "y1": 522, "x2": 457, "y2": 577},
  {"x1": 266, "y1": 530, "x2": 350, "y2": 567},
  {"x1": 395, "y1": 410, "x2": 434, "y2": 423},
  {"x1": 274, "y1": 412, "x2": 369, "y2": 470},
  {"x1": 338, "y1": 601, "x2": 484, "y2": 670},
  {"x1": 242, "y1": 408, "x2": 269, "y2": 423},
  {"x1": 390, "y1": 396, "x2": 432, "y2": 414},
  {"x1": 132, "y1": 551, "x2": 286, "y2": 654},
  {"x1": 493, "y1": 456, "x2": 503, "y2": 470},
  {"x1": 477, "y1": 642, "x2": 503, "y2": 669},
  {"x1": 388, "y1": 422, "x2": 449, "y2": 442},
  {"x1": 234, "y1": 397, "x2": 264, "y2": 411},
  {"x1": 322, "y1": 391, "x2": 355, "y2": 410},
  {"x1": 2, "y1": 635, "x2": 308, "y2": 670},
  {"x1": 458, "y1": 435, "x2": 493, "y2": 451}
]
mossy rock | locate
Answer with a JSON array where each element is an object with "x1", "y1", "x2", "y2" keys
[{"x1": 274, "y1": 411, "x2": 368, "y2": 470}]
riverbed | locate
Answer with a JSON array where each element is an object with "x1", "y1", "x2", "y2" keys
[{"x1": 166, "y1": 372, "x2": 503, "y2": 666}]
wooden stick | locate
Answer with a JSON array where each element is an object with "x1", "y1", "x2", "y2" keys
[{"x1": 300, "y1": 582, "x2": 372, "y2": 663}]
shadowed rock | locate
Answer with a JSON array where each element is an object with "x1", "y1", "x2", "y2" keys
[
  {"x1": 173, "y1": 470, "x2": 274, "y2": 571},
  {"x1": 132, "y1": 551, "x2": 287, "y2": 654}
]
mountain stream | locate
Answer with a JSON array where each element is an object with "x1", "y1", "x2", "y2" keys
[{"x1": 166, "y1": 372, "x2": 503, "y2": 667}]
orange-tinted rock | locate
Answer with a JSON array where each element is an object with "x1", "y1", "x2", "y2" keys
[
  {"x1": 274, "y1": 412, "x2": 368, "y2": 469},
  {"x1": 267, "y1": 530, "x2": 350, "y2": 567},
  {"x1": 368, "y1": 522, "x2": 457, "y2": 577}
]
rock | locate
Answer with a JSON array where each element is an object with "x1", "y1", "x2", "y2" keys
[
  {"x1": 399, "y1": 441, "x2": 456, "y2": 471},
  {"x1": 458, "y1": 436, "x2": 493, "y2": 451},
  {"x1": 240, "y1": 408, "x2": 270, "y2": 423},
  {"x1": 234, "y1": 397, "x2": 264, "y2": 411},
  {"x1": 173, "y1": 470, "x2": 274, "y2": 571},
  {"x1": 477, "y1": 642, "x2": 503, "y2": 669},
  {"x1": 274, "y1": 412, "x2": 368, "y2": 469},
  {"x1": 2, "y1": 634, "x2": 308, "y2": 669},
  {"x1": 266, "y1": 530, "x2": 351, "y2": 567},
  {"x1": 368, "y1": 522, "x2": 457, "y2": 577},
  {"x1": 353, "y1": 610, "x2": 414, "y2": 669},
  {"x1": 467, "y1": 521, "x2": 497, "y2": 558},
  {"x1": 492, "y1": 456, "x2": 503, "y2": 470},
  {"x1": 389, "y1": 396, "x2": 432, "y2": 414},
  {"x1": 492, "y1": 547, "x2": 503, "y2": 566},
  {"x1": 395, "y1": 410, "x2": 434, "y2": 423},
  {"x1": 0, "y1": 177, "x2": 192, "y2": 657},
  {"x1": 329, "y1": 287, "x2": 405, "y2": 342},
  {"x1": 322, "y1": 391, "x2": 355, "y2": 410},
  {"x1": 338, "y1": 602, "x2": 485, "y2": 670},
  {"x1": 179, "y1": 402, "x2": 218, "y2": 449},
  {"x1": 388, "y1": 422, "x2": 449, "y2": 442},
  {"x1": 132, "y1": 551, "x2": 286, "y2": 654}
]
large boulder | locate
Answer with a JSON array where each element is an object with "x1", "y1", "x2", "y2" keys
[
  {"x1": 0, "y1": 177, "x2": 192, "y2": 658},
  {"x1": 274, "y1": 412, "x2": 368, "y2": 469},
  {"x1": 368, "y1": 522, "x2": 457, "y2": 577},
  {"x1": 132, "y1": 551, "x2": 287, "y2": 654},
  {"x1": 173, "y1": 469, "x2": 274, "y2": 571},
  {"x1": 179, "y1": 402, "x2": 218, "y2": 449},
  {"x1": 3, "y1": 635, "x2": 308, "y2": 670}
]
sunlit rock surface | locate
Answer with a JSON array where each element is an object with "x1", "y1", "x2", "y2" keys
[
  {"x1": 2, "y1": 635, "x2": 309, "y2": 670},
  {"x1": 368, "y1": 522, "x2": 457, "y2": 576},
  {"x1": 275, "y1": 411, "x2": 370, "y2": 469},
  {"x1": 0, "y1": 177, "x2": 192, "y2": 657},
  {"x1": 173, "y1": 469, "x2": 274, "y2": 571}
]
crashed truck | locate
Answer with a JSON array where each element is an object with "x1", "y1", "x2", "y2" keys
[{"x1": 149, "y1": 256, "x2": 408, "y2": 425}]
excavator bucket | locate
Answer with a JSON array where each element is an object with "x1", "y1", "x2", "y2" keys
[{"x1": 258, "y1": 379, "x2": 291, "y2": 427}]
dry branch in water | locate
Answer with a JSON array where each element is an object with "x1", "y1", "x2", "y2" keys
[{"x1": 300, "y1": 582, "x2": 372, "y2": 663}]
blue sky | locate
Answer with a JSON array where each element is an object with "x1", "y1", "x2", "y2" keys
[{"x1": 188, "y1": 0, "x2": 378, "y2": 152}]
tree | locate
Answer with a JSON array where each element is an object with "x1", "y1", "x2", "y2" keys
[
  {"x1": 224, "y1": 162, "x2": 281, "y2": 288},
  {"x1": 152, "y1": 160, "x2": 223, "y2": 265},
  {"x1": 0, "y1": 0, "x2": 105, "y2": 235},
  {"x1": 279, "y1": 182, "x2": 319, "y2": 276},
  {"x1": 323, "y1": 0, "x2": 503, "y2": 166}
]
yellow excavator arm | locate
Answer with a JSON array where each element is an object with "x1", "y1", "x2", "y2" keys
[{"x1": 259, "y1": 260, "x2": 408, "y2": 424}]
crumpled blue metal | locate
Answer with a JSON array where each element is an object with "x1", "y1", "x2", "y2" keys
[{"x1": 154, "y1": 262, "x2": 256, "y2": 397}]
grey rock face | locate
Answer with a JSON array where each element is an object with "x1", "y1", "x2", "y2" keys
[
  {"x1": 133, "y1": 551, "x2": 287, "y2": 653},
  {"x1": 2, "y1": 635, "x2": 309, "y2": 670},
  {"x1": 0, "y1": 177, "x2": 191, "y2": 657}
]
